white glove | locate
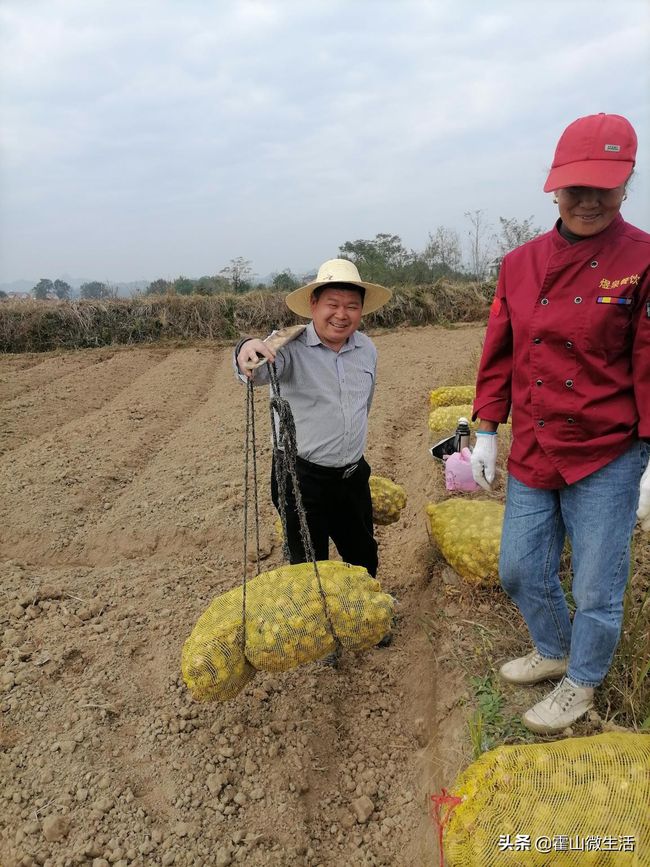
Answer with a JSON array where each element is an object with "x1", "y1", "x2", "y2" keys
[
  {"x1": 471, "y1": 432, "x2": 498, "y2": 491},
  {"x1": 638, "y1": 460, "x2": 650, "y2": 531}
]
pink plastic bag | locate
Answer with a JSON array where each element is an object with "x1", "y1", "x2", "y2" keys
[{"x1": 444, "y1": 448, "x2": 480, "y2": 492}]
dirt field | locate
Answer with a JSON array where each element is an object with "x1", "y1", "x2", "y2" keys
[{"x1": 1, "y1": 323, "x2": 503, "y2": 867}]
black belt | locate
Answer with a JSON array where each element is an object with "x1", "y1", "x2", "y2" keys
[{"x1": 296, "y1": 455, "x2": 362, "y2": 479}]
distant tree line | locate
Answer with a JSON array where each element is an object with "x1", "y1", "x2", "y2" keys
[
  {"x1": 29, "y1": 279, "x2": 118, "y2": 300},
  {"x1": 141, "y1": 215, "x2": 542, "y2": 297},
  {"x1": 31, "y1": 278, "x2": 73, "y2": 300},
  {"x1": 24, "y1": 214, "x2": 543, "y2": 302},
  {"x1": 143, "y1": 257, "x2": 302, "y2": 297}
]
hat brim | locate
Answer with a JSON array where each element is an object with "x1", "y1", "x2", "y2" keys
[
  {"x1": 543, "y1": 159, "x2": 634, "y2": 192},
  {"x1": 285, "y1": 280, "x2": 393, "y2": 318}
]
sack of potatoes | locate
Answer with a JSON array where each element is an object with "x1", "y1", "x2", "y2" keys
[
  {"x1": 429, "y1": 385, "x2": 476, "y2": 410},
  {"x1": 428, "y1": 404, "x2": 511, "y2": 435},
  {"x1": 182, "y1": 561, "x2": 394, "y2": 700},
  {"x1": 426, "y1": 499, "x2": 504, "y2": 586},
  {"x1": 442, "y1": 732, "x2": 650, "y2": 866},
  {"x1": 369, "y1": 475, "x2": 407, "y2": 525}
]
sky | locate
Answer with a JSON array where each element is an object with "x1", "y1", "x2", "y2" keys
[{"x1": 1, "y1": 0, "x2": 649, "y2": 286}]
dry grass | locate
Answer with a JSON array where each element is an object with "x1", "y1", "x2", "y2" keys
[
  {"x1": 600, "y1": 533, "x2": 650, "y2": 730},
  {"x1": 0, "y1": 280, "x2": 494, "y2": 353}
]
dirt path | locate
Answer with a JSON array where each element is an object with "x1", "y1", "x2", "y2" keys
[{"x1": 0, "y1": 323, "x2": 486, "y2": 867}]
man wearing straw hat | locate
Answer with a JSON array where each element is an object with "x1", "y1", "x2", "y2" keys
[{"x1": 235, "y1": 258, "x2": 392, "y2": 580}]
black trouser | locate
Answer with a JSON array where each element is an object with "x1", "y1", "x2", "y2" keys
[{"x1": 271, "y1": 455, "x2": 378, "y2": 578}]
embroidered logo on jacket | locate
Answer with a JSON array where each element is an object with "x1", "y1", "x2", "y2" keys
[{"x1": 599, "y1": 275, "x2": 639, "y2": 290}]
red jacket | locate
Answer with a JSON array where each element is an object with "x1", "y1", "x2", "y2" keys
[{"x1": 474, "y1": 214, "x2": 650, "y2": 488}]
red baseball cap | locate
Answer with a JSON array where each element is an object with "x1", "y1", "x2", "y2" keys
[{"x1": 543, "y1": 113, "x2": 637, "y2": 192}]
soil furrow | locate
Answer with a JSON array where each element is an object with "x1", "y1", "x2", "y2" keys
[
  {"x1": 0, "y1": 349, "x2": 167, "y2": 456},
  {"x1": 67, "y1": 351, "x2": 276, "y2": 566},
  {"x1": 0, "y1": 348, "x2": 217, "y2": 562},
  {"x1": 0, "y1": 349, "x2": 126, "y2": 403},
  {"x1": 0, "y1": 325, "x2": 486, "y2": 867}
]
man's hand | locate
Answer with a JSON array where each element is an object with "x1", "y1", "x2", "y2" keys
[
  {"x1": 236, "y1": 339, "x2": 276, "y2": 380},
  {"x1": 638, "y1": 461, "x2": 650, "y2": 531},
  {"x1": 471, "y1": 431, "x2": 498, "y2": 491}
]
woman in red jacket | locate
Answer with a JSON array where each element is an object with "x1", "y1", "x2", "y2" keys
[{"x1": 471, "y1": 113, "x2": 650, "y2": 734}]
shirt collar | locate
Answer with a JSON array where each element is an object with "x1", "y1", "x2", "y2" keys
[
  {"x1": 551, "y1": 212, "x2": 625, "y2": 252},
  {"x1": 305, "y1": 320, "x2": 362, "y2": 352}
]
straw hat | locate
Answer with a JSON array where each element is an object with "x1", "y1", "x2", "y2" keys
[{"x1": 285, "y1": 259, "x2": 392, "y2": 318}]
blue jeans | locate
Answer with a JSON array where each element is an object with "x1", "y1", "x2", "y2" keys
[{"x1": 499, "y1": 443, "x2": 648, "y2": 687}]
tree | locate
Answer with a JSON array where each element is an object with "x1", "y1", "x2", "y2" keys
[
  {"x1": 423, "y1": 226, "x2": 463, "y2": 274},
  {"x1": 271, "y1": 270, "x2": 299, "y2": 292},
  {"x1": 496, "y1": 216, "x2": 543, "y2": 257},
  {"x1": 464, "y1": 210, "x2": 494, "y2": 281},
  {"x1": 32, "y1": 278, "x2": 53, "y2": 300},
  {"x1": 220, "y1": 257, "x2": 254, "y2": 293},
  {"x1": 194, "y1": 275, "x2": 231, "y2": 295},
  {"x1": 0, "y1": 290, "x2": 7, "y2": 299},
  {"x1": 53, "y1": 279, "x2": 72, "y2": 300},
  {"x1": 339, "y1": 233, "x2": 416, "y2": 284},
  {"x1": 80, "y1": 281, "x2": 111, "y2": 299},
  {"x1": 173, "y1": 276, "x2": 194, "y2": 296},
  {"x1": 146, "y1": 278, "x2": 172, "y2": 295}
]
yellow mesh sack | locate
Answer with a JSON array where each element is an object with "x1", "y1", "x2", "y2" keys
[
  {"x1": 428, "y1": 404, "x2": 512, "y2": 434},
  {"x1": 181, "y1": 585, "x2": 257, "y2": 702},
  {"x1": 183, "y1": 562, "x2": 394, "y2": 697},
  {"x1": 428, "y1": 404, "x2": 477, "y2": 432},
  {"x1": 243, "y1": 561, "x2": 393, "y2": 672},
  {"x1": 440, "y1": 732, "x2": 650, "y2": 866},
  {"x1": 426, "y1": 499, "x2": 503, "y2": 586},
  {"x1": 429, "y1": 385, "x2": 476, "y2": 409},
  {"x1": 369, "y1": 475, "x2": 407, "y2": 525}
]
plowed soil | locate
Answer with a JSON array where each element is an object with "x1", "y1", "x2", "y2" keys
[{"x1": 1, "y1": 324, "x2": 493, "y2": 867}]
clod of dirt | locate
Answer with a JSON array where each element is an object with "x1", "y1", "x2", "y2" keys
[
  {"x1": 351, "y1": 795, "x2": 375, "y2": 823},
  {"x1": 42, "y1": 814, "x2": 70, "y2": 842}
]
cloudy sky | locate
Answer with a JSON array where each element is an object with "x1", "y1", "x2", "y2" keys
[{"x1": 1, "y1": 0, "x2": 649, "y2": 285}]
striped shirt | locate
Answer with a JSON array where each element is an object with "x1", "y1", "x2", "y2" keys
[{"x1": 235, "y1": 322, "x2": 377, "y2": 467}]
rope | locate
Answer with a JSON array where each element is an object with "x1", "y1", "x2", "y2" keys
[
  {"x1": 266, "y1": 363, "x2": 341, "y2": 651},
  {"x1": 430, "y1": 789, "x2": 463, "y2": 867},
  {"x1": 241, "y1": 381, "x2": 261, "y2": 653}
]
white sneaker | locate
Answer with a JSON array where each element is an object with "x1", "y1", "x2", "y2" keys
[
  {"x1": 499, "y1": 650, "x2": 568, "y2": 685},
  {"x1": 522, "y1": 677, "x2": 594, "y2": 734}
]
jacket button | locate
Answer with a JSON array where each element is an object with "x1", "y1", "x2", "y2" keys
[
  {"x1": 565, "y1": 379, "x2": 574, "y2": 388},
  {"x1": 536, "y1": 379, "x2": 543, "y2": 386},
  {"x1": 567, "y1": 417, "x2": 576, "y2": 424},
  {"x1": 541, "y1": 298, "x2": 549, "y2": 305},
  {"x1": 533, "y1": 337, "x2": 542, "y2": 344},
  {"x1": 590, "y1": 260, "x2": 598, "y2": 268},
  {"x1": 538, "y1": 420, "x2": 545, "y2": 427},
  {"x1": 574, "y1": 296, "x2": 582, "y2": 304},
  {"x1": 565, "y1": 341, "x2": 573, "y2": 349}
]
